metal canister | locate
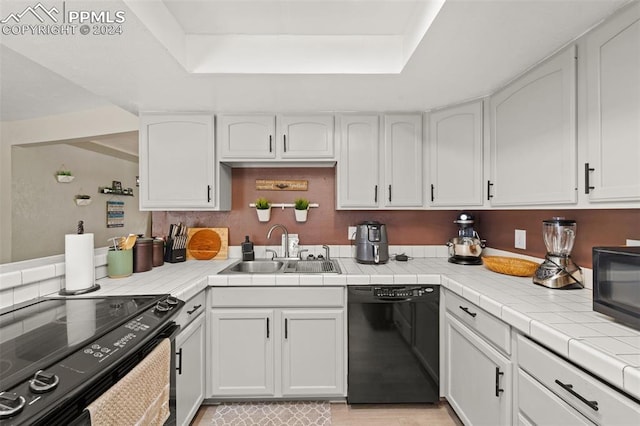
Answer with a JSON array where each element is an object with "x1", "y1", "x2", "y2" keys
[
  {"x1": 133, "y1": 237, "x2": 153, "y2": 273},
  {"x1": 152, "y1": 239, "x2": 165, "y2": 267}
]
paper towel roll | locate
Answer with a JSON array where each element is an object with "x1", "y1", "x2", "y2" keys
[{"x1": 65, "y1": 233, "x2": 95, "y2": 292}]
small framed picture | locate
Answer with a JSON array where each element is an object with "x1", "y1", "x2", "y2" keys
[{"x1": 112, "y1": 181, "x2": 122, "y2": 191}]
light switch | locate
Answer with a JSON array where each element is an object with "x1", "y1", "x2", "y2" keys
[{"x1": 515, "y1": 229, "x2": 526, "y2": 249}]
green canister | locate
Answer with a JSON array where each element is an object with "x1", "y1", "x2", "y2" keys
[{"x1": 107, "y1": 249, "x2": 133, "y2": 278}]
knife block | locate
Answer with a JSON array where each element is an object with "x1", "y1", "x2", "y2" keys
[{"x1": 164, "y1": 238, "x2": 186, "y2": 263}]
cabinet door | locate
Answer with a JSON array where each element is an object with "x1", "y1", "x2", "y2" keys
[
  {"x1": 586, "y1": 3, "x2": 640, "y2": 201},
  {"x1": 139, "y1": 114, "x2": 214, "y2": 209},
  {"x1": 176, "y1": 314, "x2": 205, "y2": 426},
  {"x1": 337, "y1": 115, "x2": 380, "y2": 208},
  {"x1": 281, "y1": 310, "x2": 345, "y2": 397},
  {"x1": 445, "y1": 313, "x2": 511, "y2": 425},
  {"x1": 218, "y1": 115, "x2": 276, "y2": 159},
  {"x1": 384, "y1": 114, "x2": 423, "y2": 207},
  {"x1": 210, "y1": 309, "x2": 275, "y2": 396},
  {"x1": 429, "y1": 102, "x2": 484, "y2": 206},
  {"x1": 517, "y1": 369, "x2": 593, "y2": 426},
  {"x1": 490, "y1": 46, "x2": 577, "y2": 206},
  {"x1": 277, "y1": 114, "x2": 335, "y2": 159}
]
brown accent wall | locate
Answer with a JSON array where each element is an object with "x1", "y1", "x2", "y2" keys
[{"x1": 152, "y1": 168, "x2": 639, "y2": 267}]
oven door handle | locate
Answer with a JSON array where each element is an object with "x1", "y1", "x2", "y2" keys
[{"x1": 376, "y1": 297, "x2": 413, "y2": 302}]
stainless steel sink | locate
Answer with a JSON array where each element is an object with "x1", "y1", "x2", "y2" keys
[
  {"x1": 224, "y1": 260, "x2": 285, "y2": 274},
  {"x1": 219, "y1": 259, "x2": 341, "y2": 274}
]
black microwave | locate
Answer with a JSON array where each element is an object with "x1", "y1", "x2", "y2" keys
[{"x1": 593, "y1": 246, "x2": 640, "y2": 330}]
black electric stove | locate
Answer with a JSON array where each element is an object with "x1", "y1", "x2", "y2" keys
[{"x1": 0, "y1": 295, "x2": 183, "y2": 425}]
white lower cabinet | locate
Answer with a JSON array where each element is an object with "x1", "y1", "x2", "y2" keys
[
  {"x1": 175, "y1": 306, "x2": 206, "y2": 426},
  {"x1": 516, "y1": 334, "x2": 640, "y2": 425},
  {"x1": 517, "y1": 369, "x2": 594, "y2": 426},
  {"x1": 445, "y1": 312, "x2": 512, "y2": 425},
  {"x1": 208, "y1": 287, "x2": 345, "y2": 399}
]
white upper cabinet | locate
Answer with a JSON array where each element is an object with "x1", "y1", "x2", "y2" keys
[
  {"x1": 383, "y1": 114, "x2": 423, "y2": 208},
  {"x1": 218, "y1": 114, "x2": 276, "y2": 159},
  {"x1": 337, "y1": 113, "x2": 423, "y2": 209},
  {"x1": 337, "y1": 114, "x2": 381, "y2": 208},
  {"x1": 585, "y1": 2, "x2": 640, "y2": 202},
  {"x1": 428, "y1": 101, "x2": 484, "y2": 207},
  {"x1": 218, "y1": 114, "x2": 334, "y2": 161},
  {"x1": 489, "y1": 46, "x2": 578, "y2": 206},
  {"x1": 139, "y1": 114, "x2": 216, "y2": 210},
  {"x1": 277, "y1": 114, "x2": 335, "y2": 159}
]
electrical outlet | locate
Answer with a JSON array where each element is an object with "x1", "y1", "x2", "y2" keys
[
  {"x1": 515, "y1": 229, "x2": 526, "y2": 249},
  {"x1": 348, "y1": 226, "x2": 357, "y2": 240}
]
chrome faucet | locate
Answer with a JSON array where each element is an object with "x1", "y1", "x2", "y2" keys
[{"x1": 266, "y1": 224, "x2": 289, "y2": 258}]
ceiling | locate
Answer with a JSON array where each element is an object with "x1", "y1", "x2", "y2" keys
[{"x1": 0, "y1": 0, "x2": 632, "y2": 122}]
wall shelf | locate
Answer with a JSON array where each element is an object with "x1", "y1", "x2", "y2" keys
[{"x1": 248, "y1": 203, "x2": 319, "y2": 209}]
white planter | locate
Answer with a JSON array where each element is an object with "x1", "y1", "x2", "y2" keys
[
  {"x1": 294, "y1": 208, "x2": 308, "y2": 223},
  {"x1": 256, "y1": 207, "x2": 271, "y2": 222},
  {"x1": 75, "y1": 198, "x2": 92, "y2": 206},
  {"x1": 57, "y1": 175, "x2": 75, "y2": 183}
]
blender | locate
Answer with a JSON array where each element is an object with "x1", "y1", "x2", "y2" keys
[
  {"x1": 533, "y1": 218, "x2": 583, "y2": 289},
  {"x1": 447, "y1": 212, "x2": 485, "y2": 265}
]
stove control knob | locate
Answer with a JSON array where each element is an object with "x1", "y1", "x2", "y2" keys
[
  {"x1": 29, "y1": 370, "x2": 59, "y2": 394},
  {"x1": 0, "y1": 392, "x2": 26, "y2": 419},
  {"x1": 155, "y1": 300, "x2": 170, "y2": 313},
  {"x1": 166, "y1": 296, "x2": 179, "y2": 306}
]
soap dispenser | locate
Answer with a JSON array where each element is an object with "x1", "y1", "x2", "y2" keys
[{"x1": 241, "y1": 236, "x2": 255, "y2": 261}]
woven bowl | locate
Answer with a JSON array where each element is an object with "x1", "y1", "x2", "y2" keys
[{"x1": 482, "y1": 256, "x2": 539, "y2": 277}]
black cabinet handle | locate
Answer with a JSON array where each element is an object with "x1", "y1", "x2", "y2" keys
[
  {"x1": 495, "y1": 367, "x2": 504, "y2": 397},
  {"x1": 388, "y1": 185, "x2": 392, "y2": 202},
  {"x1": 285, "y1": 318, "x2": 288, "y2": 339},
  {"x1": 555, "y1": 380, "x2": 599, "y2": 411},
  {"x1": 459, "y1": 306, "x2": 477, "y2": 318},
  {"x1": 283, "y1": 135, "x2": 287, "y2": 152},
  {"x1": 584, "y1": 163, "x2": 595, "y2": 194},
  {"x1": 176, "y1": 348, "x2": 183, "y2": 375},
  {"x1": 187, "y1": 304, "x2": 202, "y2": 315},
  {"x1": 266, "y1": 318, "x2": 270, "y2": 338},
  {"x1": 269, "y1": 135, "x2": 273, "y2": 153},
  {"x1": 374, "y1": 185, "x2": 378, "y2": 203},
  {"x1": 430, "y1": 184, "x2": 435, "y2": 202},
  {"x1": 487, "y1": 180, "x2": 494, "y2": 200},
  {"x1": 207, "y1": 185, "x2": 212, "y2": 203}
]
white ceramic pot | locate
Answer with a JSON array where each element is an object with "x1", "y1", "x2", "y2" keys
[
  {"x1": 294, "y1": 208, "x2": 308, "y2": 223},
  {"x1": 256, "y1": 207, "x2": 271, "y2": 222}
]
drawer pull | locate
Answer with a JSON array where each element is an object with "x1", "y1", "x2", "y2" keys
[
  {"x1": 555, "y1": 379, "x2": 599, "y2": 411},
  {"x1": 187, "y1": 304, "x2": 202, "y2": 315},
  {"x1": 176, "y1": 348, "x2": 183, "y2": 375},
  {"x1": 495, "y1": 367, "x2": 504, "y2": 397},
  {"x1": 459, "y1": 306, "x2": 477, "y2": 318}
]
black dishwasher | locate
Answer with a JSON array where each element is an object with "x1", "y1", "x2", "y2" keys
[{"x1": 347, "y1": 285, "x2": 439, "y2": 404}]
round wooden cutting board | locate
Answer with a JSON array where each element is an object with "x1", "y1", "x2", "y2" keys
[{"x1": 187, "y1": 229, "x2": 222, "y2": 260}]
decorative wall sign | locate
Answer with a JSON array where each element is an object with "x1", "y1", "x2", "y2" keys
[
  {"x1": 256, "y1": 179, "x2": 308, "y2": 191},
  {"x1": 106, "y1": 200, "x2": 125, "y2": 228}
]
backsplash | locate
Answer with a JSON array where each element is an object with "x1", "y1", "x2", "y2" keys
[{"x1": 152, "y1": 168, "x2": 639, "y2": 268}]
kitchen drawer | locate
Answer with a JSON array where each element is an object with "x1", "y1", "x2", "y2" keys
[
  {"x1": 517, "y1": 369, "x2": 594, "y2": 425},
  {"x1": 445, "y1": 290, "x2": 511, "y2": 355},
  {"x1": 210, "y1": 287, "x2": 344, "y2": 308},
  {"x1": 517, "y1": 334, "x2": 640, "y2": 425},
  {"x1": 176, "y1": 290, "x2": 206, "y2": 329}
]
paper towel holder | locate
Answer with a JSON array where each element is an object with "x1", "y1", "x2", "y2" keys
[{"x1": 59, "y1": 283, "x2": 101, "y2": 296}]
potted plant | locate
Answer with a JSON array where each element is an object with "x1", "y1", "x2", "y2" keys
[
  {"x1": 56, "y1": 169, "x2": 74, "y2": 183},
  {"x1": 255, "y1": 197, "x2": 271, "y2": 222},
  {"x1": 294, "y1": 197, "x2": 310, "y2": 222}
]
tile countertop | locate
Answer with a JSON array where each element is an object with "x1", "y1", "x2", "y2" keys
[{"x1": 89, "y1": 256, "x2": 640, "y2": 401}]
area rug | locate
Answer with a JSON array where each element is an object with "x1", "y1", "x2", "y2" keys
[{"x1": 211, "y1": 401, "x2": 331, "y2": 426}]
